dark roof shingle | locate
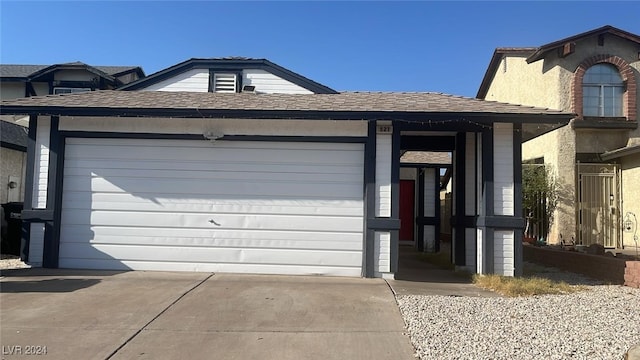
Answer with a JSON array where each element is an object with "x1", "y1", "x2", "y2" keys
[
  {"x1": 1, "y1": 64, "x2": 142, "y2": 79},
  {"x1": 0, "y1": 90, "x2": 571, "y2": 117},
  {"x1": 0, "y1": 120, "x2": 28, "y2": 149}
]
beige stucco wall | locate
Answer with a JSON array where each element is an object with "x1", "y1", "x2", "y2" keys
[
  {"x1": 0, "y1": 147, "x2": 27, "y2": 203},
  {"x1": 484, "y1": 55, "x2": 565, "y2": 110},
  {"x1": 523, "y1": 125, "x2": 576, "y2": 244},
  {"x1": 621, "y1": 154, "x2": 640, "y2": 249}
]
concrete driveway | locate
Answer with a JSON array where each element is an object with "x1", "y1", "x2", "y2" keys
[{"x1": 0, "y1": 269, "x2": 415, "y2": 360}]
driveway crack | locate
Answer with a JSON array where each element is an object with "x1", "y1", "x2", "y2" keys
[{"x1": 104, "y1": 273, "x2": 214, "y2": 360}]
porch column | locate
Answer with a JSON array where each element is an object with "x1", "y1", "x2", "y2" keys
[
  {"x1": 418, "y1": 167, "x2": 439, "y2": 253},
  {"x1": 476, "y1": 123, "x2": 524, "y2": 276},
  {"x1": 364, "y1": 120, "x2": 400, "y2": 279}
]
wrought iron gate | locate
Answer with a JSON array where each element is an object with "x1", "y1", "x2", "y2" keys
[{"x1": 576, "y1": 163, "x2": 620, "y2": 248}]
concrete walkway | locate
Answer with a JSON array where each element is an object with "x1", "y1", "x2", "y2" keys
[
  {"x1": 0, "y1": 269, "x2": 415, "y2": 360},
  {"x1": 387, "y1": 245, "x2": 499, "y2": 297}
]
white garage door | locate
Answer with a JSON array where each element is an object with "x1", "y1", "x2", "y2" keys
[{"x1": 59, "y1": 138, "x2": 364, "y2": 276}]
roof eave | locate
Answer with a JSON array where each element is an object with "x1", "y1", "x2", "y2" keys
[
  {"x1": 601, "y1": 144, "x2": 640, "y2": 161},
  {"x1": 0, "y1": 105, "x2": 573, "y2": 124},
  {"x1": 526, "y1": 25, "x2": 640, "y2": 64}
]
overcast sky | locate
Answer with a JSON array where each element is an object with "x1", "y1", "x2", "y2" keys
[{"x1": 1, "y1": 1, "x2": 639, "y2": 97}]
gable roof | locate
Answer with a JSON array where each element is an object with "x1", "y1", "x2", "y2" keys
[
  {"x1": 476, "y1": 25, "x2": 640, "y2": 99},
  {"x1": 0, "y1": 120, "x2": 28, "y2": 151},
  {"x1": 118, "y1": 57, "x2": 337, "y2": 94},
  {"x1": 526, "y1": 25, "x2": 640, "y2": 64},
  {"x1": 0, "y1": 63, "x2": 144, "y2": 83}
]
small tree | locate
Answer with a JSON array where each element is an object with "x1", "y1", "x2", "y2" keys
[{"x1": 522, "y1": 164, "x2": 558, "y2": 240}]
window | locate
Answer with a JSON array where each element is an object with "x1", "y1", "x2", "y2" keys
[
  {"x1": 582, "y1": 64, "x2": 624, "y2": 117},
  {"x1": 53, "y1": 87, "x2": 91, "y2": 95},
  {"x1": 212, "y1": 73, "x2": 237, "y2": 93}
]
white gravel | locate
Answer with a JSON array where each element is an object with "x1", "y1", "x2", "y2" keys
[
  {"x1": 397, "y1": 264, "x2": 640, "y2": 359},
  {"x1": 0, "y1": 254, "x2": 30, "y2": 270}
]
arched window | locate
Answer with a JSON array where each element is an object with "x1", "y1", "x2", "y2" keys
[{"x1": 582, "y1": 64, "x2": 624, "y2": 117}]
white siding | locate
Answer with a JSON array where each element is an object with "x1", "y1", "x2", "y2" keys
[
  {"x1": 423, "y1": 226, "x2": 436, "y2": 252},
  {"x1": 465, "y1": 133, "x2": 476, "y2": 216},
  {"x1": 375, "y1": 132, "x2": 392, "y2": 217},
  {"x1": 374, "y1": 231, "x2": 391, "y2": 276},
  {"x1": 33, "y1": 117, "x2": 50, "y2": 208},
  {"x1": 142, "y1": 69, "x2": 209, "y2": 92},
  {"x1": 60, "y1": 117, "x2": 367, "y2": 137},
  {"x1": 59, "y1": 139, "x2": 364, "y2": 276},
  {"x1": 494, "y1": 230, "x2": 515, "y2": 276},
  {"x1": 423, "y1": 168, "x2": 436, "y2": 217},
  {"x1": 494, "y1": 123, "x2": 514, "y2": 216},
  {"x1": 476, "y1": 133, "x2": 483, "y2": 215},
  {"x1": 476, "y1": 228, "x2": 483, "y2": 274},
  {"x1": 0, "y1": 83, "x2": 25, "y2": 100},
  {"x1": 28, "y1": 223, "x2": 45, "y2": 266},
  {"x1": 465, "y1": 228, "x2": 476, "y2": 272},
  {"x1": 243, "y1": 69, "x2": 314, "y2": 94}
]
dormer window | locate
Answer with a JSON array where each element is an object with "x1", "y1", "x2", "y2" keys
[
  {"x1": 53, "y1": 87, "x2": 91, "y2": 95},
  {"x1": 582, "y1": 64, "x2": 624, "y2": 117},
  {"x1": 211, "y1": 73, "x2": 239, "y2": 93}
]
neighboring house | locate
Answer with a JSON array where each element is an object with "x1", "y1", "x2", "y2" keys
[
  {"x1": 0, "y1": 121, "x2": 28, "y2": 204},
  {"x1": 1, "y1": 62, "x2": 144, "y2": 99},
  {"x1": 0, "y1": 62, "x2": 145, "y2": 204},
  {"x1": 0, "y1": 58, "x2": 573, "y2": 278},
  {"x1": 477, "y1": 25, "x2": 640, "y2": 250}
]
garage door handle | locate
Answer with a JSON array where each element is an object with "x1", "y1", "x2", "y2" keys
[{"x1": 208, "y1": 219, "x2": 221, "y2": 226}]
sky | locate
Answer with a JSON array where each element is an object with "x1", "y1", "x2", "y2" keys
[{"x1": 1, "y1": 1, "x2": 639, "y2": 98}]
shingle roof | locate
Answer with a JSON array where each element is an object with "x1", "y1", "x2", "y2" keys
[
  {"x1": 0, "y1": 64, "x2": 142, "y2": 79},
  {"x1": 0, "y1": 90, "x2": 571, "y2": 119},
  {"x1": 0, "y1": 120, "x2": 28, "y2": 150},
  {"x1": 401, "y1": 151, "x2": 451, "y2": 165}
]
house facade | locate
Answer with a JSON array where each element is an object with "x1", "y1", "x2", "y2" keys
[
  {"x1": 477, "y1": 26, "x2": 640, "y2": 250},
  {"x1": 0, "y1": 58, "x2": 573, "y2": 278},
  {"x1": 0, "y1": 62, "x2": 145, "y2": 205}
]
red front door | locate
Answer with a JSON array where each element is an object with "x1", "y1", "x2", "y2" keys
[{"x1": 399, "y1": 180, "x2": 415, "y2": 241}]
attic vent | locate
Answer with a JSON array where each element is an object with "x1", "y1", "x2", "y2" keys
[{"x1": 213, "y1": 73, "x2": 237, "y2": 93}]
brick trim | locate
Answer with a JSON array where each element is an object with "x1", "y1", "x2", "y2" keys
[{"x1": 572, "y1": 54, "x2": 637, "y2": 121}]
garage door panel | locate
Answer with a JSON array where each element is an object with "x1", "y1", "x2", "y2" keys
[
  {"x1": 63, "y1": 177, "x2": 362, "y2": 199},
  {"x1": 65, "y1": 143, "x2": 362, "y2": 166},
  {"x1": 57, "y1": 258, "x2": 361, "y2": 276},
  {"x1": 59, "y1": 234, "x2": 364, "y2": 251},
  {"x1": 61, "y1": 195, "x2": 363, "y2": 216},
  {"x1": 59, "y1": 243, "x2": 362, "y2": 267},
  {"x1": 61, "y1": 225, "x2": 363, "y2": 243},
  {"x1": 61, "y1": 209, "x2": 363, "y2": 232},
  {"x1": 62, "y1": 167, "x2": 360, "y2": 183},
  {"x1": 60, "y1": 139, "x2": 365, "y2": 275},
  {"x1": 64, "y1": 159, "x2": 362, "y2": 176}
]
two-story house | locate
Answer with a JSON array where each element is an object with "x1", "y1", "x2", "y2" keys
[{"x1": 477, "y1": 25, "x2": 640, "y2": 250}]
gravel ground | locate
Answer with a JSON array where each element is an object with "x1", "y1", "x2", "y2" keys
[
  {"x1": 397, "y1": 263, "x2": 640, "y2": 359},
  {"x1": 0, "y1": 254, "x2": 30, "y2": 270}
]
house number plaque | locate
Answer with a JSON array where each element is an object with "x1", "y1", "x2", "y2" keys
[{"x1": 377, "y1": 125, "x2": 392, "y2": 134}]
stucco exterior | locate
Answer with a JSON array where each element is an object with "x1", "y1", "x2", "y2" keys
[
  {"x1": 621, "y1": 154, "x2": 640, "y2": 248},
  {"x1": 0, "y1": 147, "x2": 27, "y2": 203},
  {"x1": 481, "y1": 27, "x2": 640, "y2": 248}
]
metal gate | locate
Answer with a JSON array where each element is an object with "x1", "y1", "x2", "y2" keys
[{"x1": 576, "y1": 163, "x2": 620, "y2": 248}]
